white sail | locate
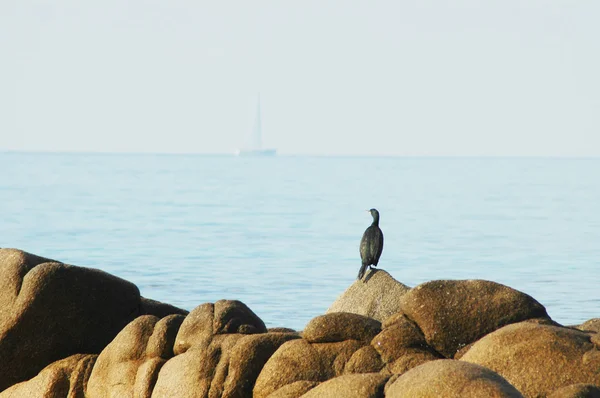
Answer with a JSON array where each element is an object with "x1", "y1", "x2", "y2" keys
[{"x1": 236, "y1": 94, "x2": 276, "y2": 156}]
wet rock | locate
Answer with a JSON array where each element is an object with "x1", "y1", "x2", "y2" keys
[
  {"x1": 0, "y1": 248, "x2": 142, "y2": 390},
  {"x1": 86, "y1": 314, "x2": 184, "y2": 398},
  {"x1": 385, "y1": 359, "x2": 523, "y2": 397},
  {"x1": 461, "y1": 322, "x2": 600, "y2": 397},
  {"x1": 0, "y1": 354, "x2": 96, "y2": 398},
  {"x1": 327, "y1": 269, "x2": 410, "y2": 322},
  {"x1": 301, "y1": 373, "x2": 389, "y2": 398},
  {"x1": 399, "y1": 279, "x2": 549, "y2": 357},
  {"x1": 302, "y1": 312, "x2": 382, "y2": 343}
]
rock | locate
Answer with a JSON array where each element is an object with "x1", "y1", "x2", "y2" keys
[
  {"x1": 140, "y1": 297, "x2": 189, "y2": 318},
  {"x1": 575, "y1": 318, "x2": 600, "y2": 334},
  {"x1": 301, "y1": 373, "x2": 389, "y2": 398},
  {"x1": 302, "y1": 312, "x2": 382, "y2": 343},
  {"x1": 253, "y1": 338, "x2": 366, "y2": 398},
  {"x1": 86, "y1": 314, "x2": 184, "y2": 397},
  {"x1": 153, "y1": 334, "x2": 244, "y2": 398},
  {"x1": 371, "y1": 314, "x2": 442, "y2": 374},
  {"x1": 268, "y1": 327, "x2": 298, "y2": 334},
  {"x1": 0, "y1": 248, "x2": 142, "y2": 391},
  {"x1": 385, "y1": 359, "x2": 524, "y2": 397},
  {"x1": 222, "y1": 333, "x2": 301, "y2": 398},
  {"x1": 266, "y1": 381, "x2": 320, "y2": 398},
  {"x1": 327, "y1": 269, "x2": 410, "y2": 322},
  {"x1": 174, "y1": 300, "x2": 267, "y2": 355},
  {"x1": 399, "y1": 279, "x2": 549, "y2": 357},
  {"x1": 460, "y1": 322, "x2": 600, "y2": 397},
  {"x1": 152, "y1": 332, "x2": 297, "y2": 398},
  {"x1": 0, "y1": 354, "x2": 97, "y2": 398},
  {"x1": 343, "y1": 345, "x2": 385, "y2": 374},
  {"x1": 548, "y1": 384, "x2": 600, "y2": 398}
]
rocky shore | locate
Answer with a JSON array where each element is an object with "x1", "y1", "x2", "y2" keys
[{"x1": 0, "y1": 248, "x2": 599, "y2": 397}]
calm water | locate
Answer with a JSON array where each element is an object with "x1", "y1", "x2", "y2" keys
[{"x1": 1, "y1": 153, "x2": 599, "y2": 330}]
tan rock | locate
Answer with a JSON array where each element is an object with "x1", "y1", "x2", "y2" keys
[
  {"x1": 174, "y1": 300, "x2": 267, "y2": 355},
  {"x1": 86, "y1": 314, "x2": 184, "y2": 398},
  {"x1": 314, "y1": 340, "x2": 365, "y2": 376},
  {"x1": 302, "y1": 312, "x2": 382, "y2": 343},
  {"x1": 343, "y1": 345, "x2": 385, "y2": 374},
  {"x1": 0, "y1": 248, "x2": 142, "y2": 390},
  {"x1": 461, "y1": 322, "x2": 600, "y2": 397},
  {"x1": 386, "y1": 359, "x2": 523, "y2": 397},
  {"x1": 371, "y1": 314, "x2": 441, "y2": 374},
  {"x1": 153, "y1": 331, "x2": 297, "y2": 398},
  {"x1": 301, "y1": 373, "x2": 389, "y2": 398},
  {"x1": 152, "y1": 334, "x2": 244, "y2": 398},
  {"x1": 222, "y1": 333, "x2": 300, "y2": 398},
  {"x1": 548, "y1": 384, "x2": 600, "y2": 398},
  {"x1": 575, "y1": 318, "x2": 600, "y2": 334},
  {"x1": 327, "y1": 269, "x2": 410, "y2": 322},
  {"x1": 0, "y1": 354, "x2": 97, "y2": 398},
  {"x1": 266, "y1": 381, "x2": 320, "y2": 398},
  {"x1": 268, "y1": 327, "x2": 297, "y2": 334},
  {"x1": 399, "y1": 279, "x2": 549, "y2": 357},
  {"x1": 254, "y1": 338, "x2": 366, "y2": 398}
]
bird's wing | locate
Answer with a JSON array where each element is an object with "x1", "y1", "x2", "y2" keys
[
  {"x1": 359, "y1": 228, "x2": 370, "y2": 262},
  {"x1": 377, "y1": 228, "x2": 384, "y2": 259}
]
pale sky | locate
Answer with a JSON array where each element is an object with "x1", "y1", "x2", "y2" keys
[{"x1": 1, "y1": 1, "x2": 599, "y2": 156}]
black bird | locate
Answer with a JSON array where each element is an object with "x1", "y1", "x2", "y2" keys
[{"x1": 358, "y1": 208, "x2": 384, "y2": 281}]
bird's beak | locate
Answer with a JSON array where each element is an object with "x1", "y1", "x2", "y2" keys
[{"x1": 365, "y1": 210, "x2": 370, "y2": 213}]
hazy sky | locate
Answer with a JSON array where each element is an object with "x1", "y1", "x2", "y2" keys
[{"x1": 2, "y1": 1, "x2": 599, "y2": 155}]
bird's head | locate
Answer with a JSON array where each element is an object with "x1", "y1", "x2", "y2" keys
[{"x1": 366, "y1": 208, "x2": 380, "y2": 221}]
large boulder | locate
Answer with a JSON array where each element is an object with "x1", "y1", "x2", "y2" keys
[
  {"x1": 460, "y1": 322, "x2": 600, "y2": 397},
  {"x1": 399, "y1": 279, "x2": 549, "y2": 357},
  {"x1": 86, "y1": 314, "x2": 185, "y2": 397},
  {"x1": 153, "y1": 300, "x2": 294, "y2": 398},
  {"x1": 302, "y1": 312, "x2": 382, "y2": 343},
  {"x1": 152, "y1": 334, "x2": 245, "y2": 398},
  {"x1": 0, "y1": 354, "x2": 97, "y2": 398},
  {"x1": 371, "y1": 313, "x2": 442, "y2": 374},
  {"x1": 174, "y1": 300, "x2": 267, "y2": 355},
  {"x1": 385, "y1": 359, "x2": 523, "y2": 397},
  {"x1": 301, "y1": 373, "x2": 389, "y2": 398},
  {"x1": 253, "y1": 338, "x2": 366, "y2": 398},
  {"x1": 0, "y1": 249, "x2": 142, "y2": 390},
  {"x1": 327, "y1": 269, "x2": 410, "y2": 322},
  {"x1": 221, "y1": 333, "x2": 301, "y2": 397}
]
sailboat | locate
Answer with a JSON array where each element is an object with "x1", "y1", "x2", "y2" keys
[{"x1": 235, "y1": 95, "x2": 276, "y2": 156}]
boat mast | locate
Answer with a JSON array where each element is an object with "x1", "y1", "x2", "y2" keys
[{"x1": 253, "y1": 93, "x2": 262, "y2": 149}]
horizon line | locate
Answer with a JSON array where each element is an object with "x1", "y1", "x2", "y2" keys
[{"x1": 1, "y1": 149, "x2": 599, "y2": 159}]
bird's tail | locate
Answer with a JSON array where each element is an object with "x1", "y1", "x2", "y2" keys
[{"x1": 357, "y1": 263, "x2": 368, "y2": 281}]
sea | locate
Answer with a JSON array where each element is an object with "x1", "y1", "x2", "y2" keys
[{"x1": 1, "y1": 152, "x2": 599, "y2": 330}]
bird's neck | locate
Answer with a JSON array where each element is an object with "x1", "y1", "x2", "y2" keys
[{"x1": 371, "y1": 216, "x2": 379, "y2": 226}]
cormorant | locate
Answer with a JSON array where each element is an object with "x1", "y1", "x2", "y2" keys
[{"x1": 358, "y1": 208, "x2": 384, "y2": 281}]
